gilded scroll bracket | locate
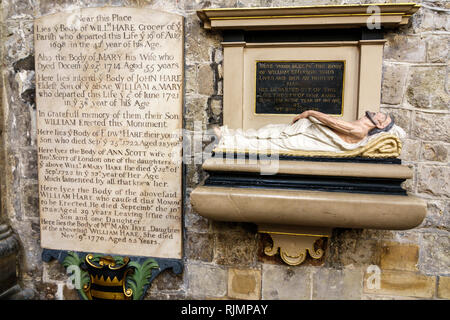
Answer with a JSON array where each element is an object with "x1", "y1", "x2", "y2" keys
[{"x1": 258, "y1": 225, "x2": 331, "y2": 266}]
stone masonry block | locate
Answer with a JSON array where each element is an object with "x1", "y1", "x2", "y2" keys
[
  {"x1": 312, "y1": 268, "x2": 363, "y2": 300},
  {"x1": 411, "y1": 112, "x2": 449, "y2": 143},
  {"x1": 363, "y1": 270, "x2": 436, "y2": 298},
  {"x1": 384, "y1": 34, "x2": 426, "y2": 62},
  {"x1": 421, "y1": 200, "x2": 450, "y2": 230},
  {"x1": 419, "y1": 232, "x2": 450, "y2": 275},
  {"x1": 406, "y1": 66, "x2": 449, "y2": 110},
  {"x1": 327, "y1": 236, "x2": 380, "y2": 268},
  {"x1": 417, "y1": 165, "x2": 450, "y2": 198},
  {"x1": 187, "y1": 263, "x2": 227, "y2": 298},
  {"x1": 400, "y1": 139, "x2": 421, "y2": 162},
  {"x1": 426, "y1": 35, "x2": 449, "y2": 63},
  {"x1": 185, "y1": 231, "x2": 214, "y2": 262},
  {"x1": 421, "y1": 142, "x2": 449, "y2": 163},
  {"x1": 381, "y1": 63, "x2": 408, "y2": 105},
  {"x1": 261, "y1": 264, "x2": 311, "y2": 300},
  {"x1": 228, "y1": 268, "x2": 261, "y2": 300},
  {"x1": 149, "y1": 268, "x2": 184, "y2": 292},
  {"x1": 379, "y1": 242, "x2": 419, "y2": 272},
  {"x1": 438, "y1": 277, "x2": 450, "y2": 299},
  {"x1": 214, "y1": 231, "x2": 258, "y2": 266},
  {"x1": 198, "y1": 64, "x2": 215, "y2": 96}
]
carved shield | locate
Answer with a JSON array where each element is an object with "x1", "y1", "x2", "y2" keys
[{"x1": 84, "y1": 255, "x2": 132, "y2": 300}]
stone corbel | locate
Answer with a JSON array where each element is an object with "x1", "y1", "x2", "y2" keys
[{"x1": 258, "y1": 225, "x2": 331, "y2": 266}]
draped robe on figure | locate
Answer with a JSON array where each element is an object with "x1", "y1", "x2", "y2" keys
[{"x1": 217, "y1": 116, "x2": 406, "y2": 153}]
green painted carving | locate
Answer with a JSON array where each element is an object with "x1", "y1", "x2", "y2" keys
[
  {"x1": 61, "y1": 251, "x2": 159, "y2": 300},
  {"x1": 62, "y1": 251, "x2": 90, "y2": 300},
  {"x1": 127, "y1": 259, "x2": 159, "y2": 300}
]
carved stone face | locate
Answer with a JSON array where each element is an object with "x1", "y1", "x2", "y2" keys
[{"x1": 366, "y1": 111, "x2": 391, "y2": 129}]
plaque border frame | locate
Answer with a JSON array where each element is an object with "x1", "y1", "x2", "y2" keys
[
  {"x1": 34, "y1": 7, "x2": 185, "y2": 261},
  {"x1": 253, "y1": 59, "x2": 346, "y2": 117}
]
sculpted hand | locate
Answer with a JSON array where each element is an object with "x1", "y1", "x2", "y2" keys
[{"x1": 292, "y1": 110, "x2": 311, "y2": 124}]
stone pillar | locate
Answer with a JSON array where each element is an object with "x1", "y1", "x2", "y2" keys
[
  {"x1": 0, "y1": 219, "x2": 33, "y2": 299},
  {"x1": 0, "y1": 66, "x2": 23, "y2": 299},
  {"x1": 0, "y1": 1, "x2": 32, "y2": 300},
  {"x1": 0, "y1": 222, "x2": 21, "y2": 299}
]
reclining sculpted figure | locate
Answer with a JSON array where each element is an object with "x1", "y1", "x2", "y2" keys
[{"x1": 213, "y1": 110, "x2": 405, "y2": 154}]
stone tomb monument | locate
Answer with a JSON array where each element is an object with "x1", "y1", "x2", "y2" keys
[
  {"x1": 35, "y1": 7, "x2": 183, "y2": 299},
  {"x1": 191, "y1": 4, "x2": 427, "y2": 266}
]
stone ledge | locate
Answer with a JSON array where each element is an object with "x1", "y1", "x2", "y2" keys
[
  {"x1": 202, "y1": 157, "x2": 413, "y2": 179},
  {"x1": 191, "y1": 186, "x2": 426, "y2": 230}
]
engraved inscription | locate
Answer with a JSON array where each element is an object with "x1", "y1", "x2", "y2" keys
[
  {"x1": 35, "y1": 8, "x2": 183, "y2": 259},
  {"x1": 255, "y1": 61, "x2": 345, "y2": 115}
]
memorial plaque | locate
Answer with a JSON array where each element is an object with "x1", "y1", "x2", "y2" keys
[
  {"x1": 255, "y1": 61, "x2": 344, "y2": 115},
  {"x1": 35, "y1": 8, "x2": 183, "y2": 259}
]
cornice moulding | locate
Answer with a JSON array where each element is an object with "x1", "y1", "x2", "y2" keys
[{"x1": 197, "y1": 3, "x2": 420, "y2": 30}]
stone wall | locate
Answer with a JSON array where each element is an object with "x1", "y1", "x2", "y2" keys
[{"x1": 1, "y1": 0, "x2": 449, "y2": 300}]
